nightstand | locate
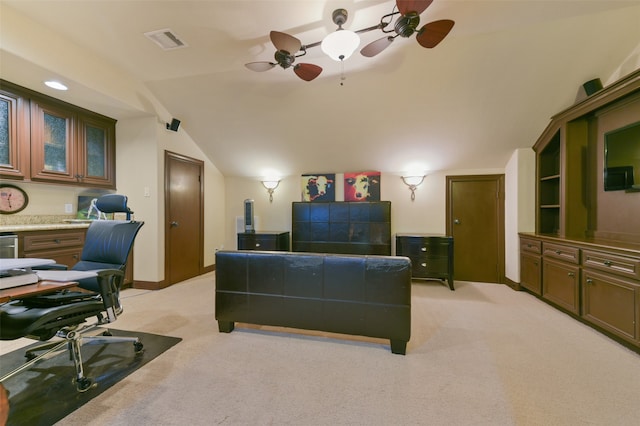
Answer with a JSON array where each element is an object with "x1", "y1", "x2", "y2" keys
[
  {"x1": 237, "y1": 231, "x2": 290, "y2": 251},
  {"x1": 395, "y1": 234, "x2": 454, "y2": 290}
]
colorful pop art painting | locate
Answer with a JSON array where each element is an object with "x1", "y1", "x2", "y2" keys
[
  {"x1": 344, "y1": 171, "x2": 381, "y2": 201},
  {"x1": 301, "y1": 174, "x2": 336, "y2": 202}
]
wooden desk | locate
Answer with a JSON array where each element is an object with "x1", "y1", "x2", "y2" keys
[{"x1": 0, "y1": 280, "x2": 78, "y2": 304}]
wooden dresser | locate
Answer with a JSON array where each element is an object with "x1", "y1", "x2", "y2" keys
[{"x1": 396, "y1": 234, "x2": 454, "y2": 290}]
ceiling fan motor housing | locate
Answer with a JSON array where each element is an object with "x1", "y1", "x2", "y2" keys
[
  {"x1": 395, "y1": 12, "x2": 420, "y2": 37},
  {"x1": 332, "y1": 8, "x2": 348, "y2": 28},
  {"x1": 274, "y1": 50, "x2": 294, "y2": 69}
]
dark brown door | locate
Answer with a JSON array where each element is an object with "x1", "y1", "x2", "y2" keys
[
  {"x1": 446, "y1": 175, "x2": 505, "y2": 283},
  {"x1": 165, "y1": 151, "x2": 204, "y2": 285}
]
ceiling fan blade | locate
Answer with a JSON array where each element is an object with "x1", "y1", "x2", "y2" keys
[
  {"x1": 270, "y1": 30, "x2": 302, "y2": 54},
  {"x1": 245, "y1": 62, "x2": 277, "y2": 72},
  {"x1": 396, "y1": 0, "x2": 433, "y2": 16},
  {"x1": 360, "y1": 36, "x2": 395, "y2": 57},
  {"x1": 293, "y1": 63, "x2": 322, "y2": 82},
  {"x1": 416, "y1": 19, "x2": 455, "y2": 48}
]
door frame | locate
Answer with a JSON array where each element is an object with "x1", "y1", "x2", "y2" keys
[
  {"x1": 164, "y1": 150, "x2": 205, "y2": 285},
  {"x1": 445, "y1": 174, "x2": 505, "y2": 284}
]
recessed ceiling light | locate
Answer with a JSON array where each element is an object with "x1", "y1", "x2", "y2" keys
[{"x1": 44, "y1": 81, "x2": 68, "y2": 90}]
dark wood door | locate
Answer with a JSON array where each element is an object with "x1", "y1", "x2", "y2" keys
[
  {"x1": 164, "y1": 151, "x2": 204, "y2": 285},
  {"x1": 446, "y1": 175, "x2": 504, "y2": 283}
]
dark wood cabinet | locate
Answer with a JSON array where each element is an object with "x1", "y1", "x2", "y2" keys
[
  {"x1": 520, "y1": 232, "x2": 640, "y2": 350},
  {"x1": 521, "y1": 69, "x2": 640, "y2": 352},
  {"x1": 0, "y1": 89, "x2": 30, "y2": 179},
  {"x1": 19, "y1": 229, "x2": 86, "y2": 269},
  {"x1": 238, "y1": 232, "x2": 290, "y2": 251},
  {"x1": 0, "y1": 79, "x2": 116, "y2": 188},
  {"x1": 542, "y1": 257, "x2": 580, "y2": 314},
  {"x1": 520, "y1": 237, "x2": 542, "y2": 294},
  {"x1": 582, "y1": 269, "x2": 639, "y2": 344},
  {"x1": 395, "y1": 234, "x2": 454, "y2": 290}
]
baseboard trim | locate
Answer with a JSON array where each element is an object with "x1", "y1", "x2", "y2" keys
[
  {"x1": 132, "y1": 265, "x2": 215, "y2": 291},
  {"x1": 133, "y1": 280, "x2": 169, "y2": 290},
  {"x1": 504, "y1": 277, "x2": 521, "y2": 291}
]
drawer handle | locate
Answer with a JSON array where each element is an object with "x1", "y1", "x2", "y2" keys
[
  {"x1": 567, "y1": 272, "x2": 575, "y2": 277},
  {"x1": 603, "y1": 260, "x2": 612, "y2": 267},
  {"x1": 255, "y1": 243, "x2": 261, "y2": 247},
  {"x1": 586, "y1": 278, "x2": 593, "y2": 284},
  {"x1": 54, "y1": 239, "x2": 61, "y2": 244},
  {"x1": 555, "y1": 250, "x2": 561, "y2": 255},
  {"x1": 421, "y1": 247, "x2": 427, "y2": 252},
  {"x1": 420, "y1": 263, "x2": 427, "y2": 267}
]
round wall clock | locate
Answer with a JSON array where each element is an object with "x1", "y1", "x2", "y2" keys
[{"x1": 0, "y1": 184, "x2": 29, "y2": 214}]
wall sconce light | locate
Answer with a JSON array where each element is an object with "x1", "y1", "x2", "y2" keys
[
  {"x1": 261, "y1": 180, "x2": 280, "y2": 203},
  {"x1": 401, "y1": 175, "x2": 425, "y2": 201}
]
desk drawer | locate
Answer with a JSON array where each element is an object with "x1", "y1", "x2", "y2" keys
[
  {"x1": 582, "y1": 249, "x2": 640, "y2": 281},
  {"x1": 543, "y1": 242, "x2": 580, "y2": 264},
  {"x1": 23, "y1": 230, "x2": 85, "y2": 252},
  {"x1": 520, "y1": 238, "x2": 541, "y2": 255}
]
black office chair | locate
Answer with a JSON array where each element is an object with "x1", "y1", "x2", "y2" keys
[{"x1": 0, "y1": 195, "x2": 144, "y2": 392}]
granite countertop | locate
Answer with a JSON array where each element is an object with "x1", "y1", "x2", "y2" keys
[
  {"x1": 0, "y1": 223, "x2": 91, "y2": 233},
  {"x1": 0, "y1": 215, "x2": 92, "y2": 233}
]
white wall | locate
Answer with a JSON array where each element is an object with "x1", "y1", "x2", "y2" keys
[
  {"x1": 116, "y1": 116, "x2": 226, "y2": 282},
  {"x1": 224, "y1": 168, "x2": 508, "y2": 257},
  {"x1": 504, "y1": 148, "x2": 536, "y2": 283}
]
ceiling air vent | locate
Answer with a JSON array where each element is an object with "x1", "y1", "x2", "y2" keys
[{"x1": 144, "y1": 28, "x2": 188, "y2": 50}]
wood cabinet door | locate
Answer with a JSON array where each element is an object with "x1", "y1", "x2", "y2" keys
[
  {"x1": 30, "y1": 100, "x2": 78, "y2": 183},
  {"x1": 542, "y1": 258, "x2": 580, "y2": 314},
  {"x1": 521, "y1": 253, "x2": 541, "y2": 295},
  {"x1": 0, "y1": 90, "x2": 29, "y2": 179},
  {"x1": 582, "y1": 270, "x2": 638, "y2": 343},
  {"x1": 77, "y1": 115, "x2": 115, "y2": 187}
]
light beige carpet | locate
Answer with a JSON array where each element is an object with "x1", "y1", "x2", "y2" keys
[{"x1": 2, "y1": 273, "x2": 639, "y2": 425}]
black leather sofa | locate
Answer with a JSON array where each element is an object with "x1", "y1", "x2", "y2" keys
[{"x1": 215, "y1": 250, "x2": 411, "y2": 354}]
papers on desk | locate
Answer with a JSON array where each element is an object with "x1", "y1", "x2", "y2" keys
[
  {"x1": 0, "y1": 258, "x2": 56, "y2": 271},
  {"x1": 0, "y1": 270, "x2": 39, "y2": 290},
  {"x1": 36, "y1": 270, "x2": 97, "y2": 282}
]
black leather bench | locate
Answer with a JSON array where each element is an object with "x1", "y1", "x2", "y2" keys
[{"x1": 215, "y1": 250, "x2": 411, "y2": 354}]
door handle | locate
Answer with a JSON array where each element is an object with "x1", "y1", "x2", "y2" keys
[
  {"x1": 454, "y1": 219, "x2": 461, "y2": 225},
  {"x1": 170, "y1": 221, "x2": 179, "y2": 227}
]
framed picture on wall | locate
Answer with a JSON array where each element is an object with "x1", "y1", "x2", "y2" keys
[
  {"x1": 344, "y1": 171, "x2": 381, "y2": 201},
  {"x1": 301, "y1": 174, "x2": 336, "y2": 202}
]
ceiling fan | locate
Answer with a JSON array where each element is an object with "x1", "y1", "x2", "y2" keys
[
  {"x1": 360, "y1": 0, "x2": 455, "y2": 57},
  {"x1": 244, "y1": 0, "x2": 454, "y2": 81},
  {"x1": 245, "y1": 31, "x2": 323, "y2": 82}
]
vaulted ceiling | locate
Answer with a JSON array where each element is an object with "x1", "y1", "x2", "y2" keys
[{"x1": 2, "y1": 1, "x2": 639, "y2": 178}]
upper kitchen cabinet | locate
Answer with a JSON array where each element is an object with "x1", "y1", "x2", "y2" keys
[
  {"x1": 0, "y1": 89, "x2": 30, "y2": 179},
  {"x1": 30, "y1": 99, "x2": 115, "y2": 187},
  {"x1": 0, "y1": 80, "x2": 116, "y2": 189}
]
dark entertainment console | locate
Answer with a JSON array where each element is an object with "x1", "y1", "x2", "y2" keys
[
  {"x1": 292, "y1": 201, "x2": 391, "y2": 255},
  {"x1": 237, "y1": 232, "x2": 290, "y2": 251},
  {"x1": 395, "y1": 234, "x2": 454, "y2": 290}
]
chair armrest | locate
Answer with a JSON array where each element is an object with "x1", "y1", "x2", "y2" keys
[{"x1": 96, "y1": 269, "x2": 124, "y2": 322}]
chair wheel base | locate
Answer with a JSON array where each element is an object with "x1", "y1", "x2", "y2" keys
[
  {"x1": 134, "y1": 341, "x2": 144, "y2": 354},
  {"x1": 75, "y1": 377, "x2": 94, "y2": 392}
]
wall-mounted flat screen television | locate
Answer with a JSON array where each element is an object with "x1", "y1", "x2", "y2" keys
[{"x1": 604, "y1": 121, "x2": 640, "y2": 191}]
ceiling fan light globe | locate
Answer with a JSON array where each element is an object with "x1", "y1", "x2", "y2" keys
[{"x1": 321, "y1": 29, "x2": 360, "y2": 61}]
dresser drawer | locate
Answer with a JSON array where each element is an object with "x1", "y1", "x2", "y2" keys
[
  {"x1": 411, "y1": 256, "x2": 449, "y2": 276},
  {"x1": 396, "y1": 236, "x2": 450, "y2": 257},
  {"x1": 582, "y1": 249, "x2": 640, "y2": 281},
  {"x1": 543, "y1": 242, "x2": 580, "y2": 264},
  {"x1": 520, "y1": 238, "x2": 541, "y2": 255},
  {"x1": 23, "y1": 230, "x2": 85, "y2": 252}
]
